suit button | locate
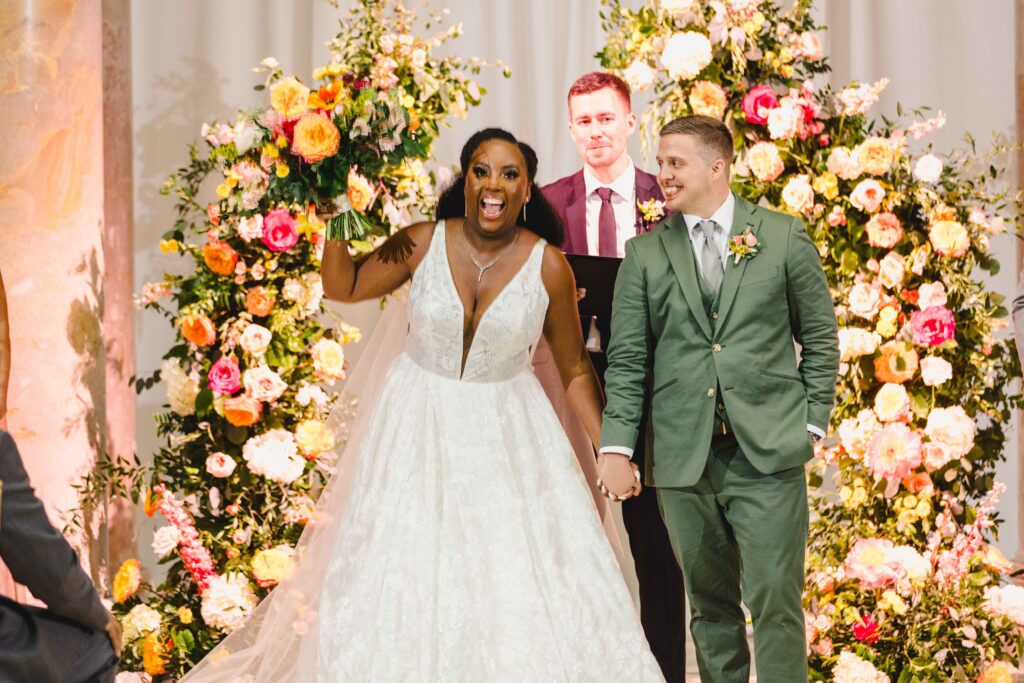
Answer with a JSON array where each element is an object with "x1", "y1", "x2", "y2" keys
[
  {"x1": 707, "y1": 388, "x2": 715, "y2": 398},
  {"x1": 712, "y1": 311, "x2": 719, "y2": 319},
  {"x1": 712, "y1": 344, "x2": 722, "y2": 353},
  {"x1": 717, "y1": 403, "x2": 725, "y2": 411}
]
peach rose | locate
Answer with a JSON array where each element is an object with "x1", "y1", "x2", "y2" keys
[
  {"x1": 873, "y1": 341, "x2": 918, "y2": 384},
  {"x1": 791, "y1": 32, "x2": 823, "y2": 61},
  {"x1": 853, "y1": 138, "x2": 895, "y2": 176},
  {"x1": 865, "y1": 212, "x2": 903, "y2": 249},
  {"x1": 223, "y1": 394, "x2": 263, "y2": 427},
  {"x1": 849, "y1": 179, "x2": 885, "y2": 213},
  {"x1": 346, "y1": 169, "x2": 374, "y2": 212},
  {"x1": 929, "y1": 220, "x2": 969, "y2": 257},
  {"x1": 688, "y1": 81, "x2": 728, "y2": 119},
  {"x1": 202, "y1": 241, "x2": 239, "y2": 276},
  {"x1": 243, "y1": 365, "x2": 288, "y2": 403},
  {"x1": 746, "y1": 142, "x2": 784, "y2": 182},
  {"x1": 270, "y1": 76, "x2": 310, "y2": 118},
  {"x1": 291, "y1": 113, "x2": 341, "y2": 163},
  {"x1": 246, "y1": 286, "x2": 276, "y2": 317},
  {"x1": 781, "y1": 174, "x2": 814, "y2": 214},
  {"x1": 181, "y1": 313, "x2": 216, "y2": 347}
]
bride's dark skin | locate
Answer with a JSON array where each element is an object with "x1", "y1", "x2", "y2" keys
[{"x1": 322, "y1": 138, "x2": 641, "y2": 498}]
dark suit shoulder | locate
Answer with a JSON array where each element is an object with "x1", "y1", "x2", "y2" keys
[{"x1": 541, "y1": 171, "x2": 582, "y2": 198}]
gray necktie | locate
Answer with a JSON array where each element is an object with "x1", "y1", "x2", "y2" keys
[{"x1": 693, "y1": 220, "x2": 724, "y2": 295}]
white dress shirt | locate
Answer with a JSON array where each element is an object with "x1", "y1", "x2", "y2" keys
[
  {"x1": 600, "y1": 191, "x2": 822, "y2": 460},
  {"x1": 583, "y1": 160, "x2": 636, "y2": 257}
]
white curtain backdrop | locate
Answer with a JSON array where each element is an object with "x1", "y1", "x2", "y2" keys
[{"x1": 132, "y1": 0, "x2": 1018, "y2": 560}]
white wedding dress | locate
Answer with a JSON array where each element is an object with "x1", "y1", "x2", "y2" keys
[{"x1": 181, "y1": 221, "x2": 663, "y2": 682}]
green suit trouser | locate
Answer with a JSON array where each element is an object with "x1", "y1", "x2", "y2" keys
[{"x1": 657, "y1": 434, "x2": 808, "y2": 683}]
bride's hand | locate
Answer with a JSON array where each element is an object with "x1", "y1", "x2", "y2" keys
[{"x1": 597, "y1": 453, "x2": 641, "y2": 501}]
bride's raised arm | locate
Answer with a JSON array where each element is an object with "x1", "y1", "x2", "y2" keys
[
  {"x1": 322, "y1": 221, "x2": 436, "y2": 303},
  {"x1": 540, "y1": 245, "x2": 604, "y2": 449}
]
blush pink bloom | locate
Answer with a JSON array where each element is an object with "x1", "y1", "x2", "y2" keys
[
  {"x1": 865, "y1": 212, "x2": 903, "y2": 249},
  {"x1": 849, "y1": 179, "x2": 885, "y2": 213},
  {"x1": 205, "y1": 452, "x2": 237, "y2": 478},
  {"x1": 845, "y1": 538, "x2": 897, "y2": 590},
  {"x1": 741, "y1": 84, "x2": 778, "y2": 125},
  {"x1": 791, "y1": 32, "x2": 823, "y2": 61},
  {"x1": 262, "y1": 208, "x2": 300, "y2": 252},
  {"x1": 865, "y1": 423, "x2": 922, "y2": 481},
  {"x1": 911, "y1": 305, "x2": 956, "y2": 347},
  {"x1": 207, "y1": 356, "x2": 242, "y2": 395}
]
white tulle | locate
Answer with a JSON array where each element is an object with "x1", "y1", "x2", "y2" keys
[{"x1": 180, "y1": 221, "x2": 662, "y2": 682}]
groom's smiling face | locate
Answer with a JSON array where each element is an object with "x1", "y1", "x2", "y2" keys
[{"x1": 655, "y1": 133, "x2": 727, "y2": 217}]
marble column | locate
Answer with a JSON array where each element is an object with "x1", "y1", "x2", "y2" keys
[{"x1": 0, "y1": 0, "x2": 136, "y2": 595}]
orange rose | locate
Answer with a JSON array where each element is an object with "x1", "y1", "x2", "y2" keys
[
  {"x1": 202, "y1": 240, "x2": 239, "y2": 276},
  {"x1": 112, "y1": 559, "x2": 142, "y2": 603},
  {"x1": 291, "y1": 113, "x2": 341, "y2": 163},
  {"x1": 181, "y1": 313, "x2": 216, "y2": 346},
  {"x1": 246, "y1": 286, "x2": 276, "y2": 317},
  {"x1": 223, "y1": 394, "x2": 262, "y2": 427},
  {"x1": 874, "y1": 341, "x2": 919, "y2": 384},
  {"x1": 901, "y1": 472, "x2": 934, "y2": 496},
  {"x1": 142, "y1": 632, "x2": 168, "y2": 676},
  {"x1": 346, "y1": 169, "x2": 374, "y2": 212}
]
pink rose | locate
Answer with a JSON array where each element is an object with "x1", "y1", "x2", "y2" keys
[
  {"x1": 262, "y1": 208, "x2": 300, "y2": 252},
  {"x1": 916, "y1": 281, "x2": 947, "y2": 310},
  {"x1": 205, "y1": 452, "x2": 237, "y2": 478},
  {"x1": 207, "y1": 356, "x2": 242, "y2": 395},
  {"x1": 743, "y1": 232, "x2": 758, "y2": 247},
  {"x1": 243, "y1": 365, "x2": 289, "y2": 403},
  {"x1": 741, "y1": 85, "x2": 778, "y2": 125},
  {"x1": 910, "y1": 306, "x2": 955, "y2": 347},
  {"x1": 865, "y1": 423, "x2": 922, "y2": 481},
  {"x1": 792, "y1": 32, "x2": 823, "y2": 61},
  {"x1": 865, "y1": 212, "x2": 903, "y2": 249}
]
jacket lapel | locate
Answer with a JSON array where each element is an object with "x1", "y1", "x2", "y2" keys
[
  {"x1": 659, "y1": 214, "x2": 713, "y2": 341},
  {"x1": 565, "y1": 171, "x2": 588, "y2": 254},
  {"x1": 713, "y1": 194, "x2": 762, "y2": 338}
]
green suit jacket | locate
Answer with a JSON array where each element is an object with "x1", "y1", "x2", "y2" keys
[{"x1": 600, "y1": 193, "x2": 839, "y2": 488}]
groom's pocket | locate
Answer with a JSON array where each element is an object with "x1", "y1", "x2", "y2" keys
[{"x1": 652, "y1": 376, "x2": 683, "y2": 396}]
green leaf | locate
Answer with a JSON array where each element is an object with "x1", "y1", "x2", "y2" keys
[
  {"x1": 840, "y1": 249, "x2": 860, "y2": 275},
  {"x1": 225, "y1": 424, "x2": 249, "y2": 445},
  {"x1": 195, "y1": 388, "x2": 214, "y2": 416}
]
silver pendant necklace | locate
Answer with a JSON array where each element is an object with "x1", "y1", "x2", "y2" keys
[{"x1": 462, "y1": 223, "x2": 519, "y2": 283}]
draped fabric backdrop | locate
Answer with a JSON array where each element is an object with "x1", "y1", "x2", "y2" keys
[{"x1": 131, "y1": 0, "x2": 1019, "y2": 568}]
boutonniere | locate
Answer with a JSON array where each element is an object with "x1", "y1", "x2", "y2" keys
[
  {"x1": 636, "y1": 198, "x2": 666, "y2": 231},
  {"x1": 727, "y1": 227, "x2": 761, "y2": 264}
]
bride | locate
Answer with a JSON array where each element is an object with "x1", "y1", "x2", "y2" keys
[{"x1": 181, "y1": 128, "x2": 663, "y2": 681}]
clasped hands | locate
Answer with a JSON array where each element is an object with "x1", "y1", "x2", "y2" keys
[{"x1": 596, "y1": 452, "x2": 642, "y2": 502}]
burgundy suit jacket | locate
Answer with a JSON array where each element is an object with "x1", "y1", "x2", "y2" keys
[{"x1": 541, "y1": 167, "x2": 664, "y2": 255}]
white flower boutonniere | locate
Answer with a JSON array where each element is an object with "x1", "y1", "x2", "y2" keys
[{"x1": 637, "y1": 198, "x2": 666, "y2": 231}]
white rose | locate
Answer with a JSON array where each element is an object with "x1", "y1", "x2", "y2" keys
[
  {"x1": 239, "y1": 324, "x2": 272, "y2": 357},
  {"x1": 243, "y1": 365, "x2": 288, "y2": 403},
  {"x1": 151, "y1": 525, "x2": 181, "y2": 559},
  {"x1": 916, "y1": 281, "x2": 947, "y2": 309},
  {"x1": 984, "y1": 585, "x2": 1024, "y2": 626},
  {"x1": 781, "y1": 174, "x2": 814, "y2": 213},
  {"x1": 912, "y1": 153, "x2": 943, "y2": 184},
  {"x1": 661, "y1": 0, "x2": 700, "y2": 12},
  {"x1": 838, "y1": 327, "x2": 880, "y2": 362},
  {"x1": 919, "y1": 356, "x2": 953, "y2": 387},
  {"x1": 200, "y1": 572, "x2": 258, "y2": 633},
  {"x1": 301, "y1": 272, "x2": 324, "y2": 312},
  {"x1": 281, "y1": 277, "x2": 304, "y2": 302},
  {"x1": 849, "y1": 179, "x2": 886, "y2": 213},
  {"x1": 295, "y1": 384, "x2": 329, "y2": 407},
  {"x1": 660, "y1": 32, "x2": 713, "y2": 81},
  {"x1": 622, "y1": 60, "x2": 656, "y2": 92},
  {"x1": 236, "y1": 214, "x2": 264, "y2": 242},
  {"x1": 826, "y1": 146, "x2": 862, "y2": 181},
  {"x1": 122, "y1": 604, "x2": 162, "y2": 642},
  {"x1": 767, "y1": 100, "x2": 802, "y2": 141},
  {"x1": 847, "y1": 282, "x2": 882, "y2": 320},
  {"x1": 161, "y1": 359, "x2": 199, "y2": 416},
  {"x1": 233, "y1": 118, "x2": 262, "y2": 156},
  {"x1": 242, "y1": 429, "x2": 305, "y2": 484},
  {"x1": 206, "y1": 452, "x2": 237, "y2": 478},
  {"x1": 877, "y1": 251, "x2": 905, "y2": 290},
  {"x1": 410, "y1": 48, "x2": 427, "y2": 68},
  {"x1": 837, "y1": 409, "x2": 881, "y2": 460},
  {"x1": 924, "y1": 406, "x2": 975, "y2": 458}
]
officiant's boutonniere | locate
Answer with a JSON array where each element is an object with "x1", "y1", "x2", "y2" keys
[
  {"x1": 637, "y1": 198, "x2": 666, "y2": 231},
  {"x1": 727, "y1": 227, "x2": 761, "y2": 264}
]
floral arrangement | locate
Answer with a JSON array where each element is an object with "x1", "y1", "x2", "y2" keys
[
  {"x1": 89, "y1": 2, "x2": 498, "y2": 678},
  {"x1": 599, "y1": 0, "x2": 1023, "y2": 678}
]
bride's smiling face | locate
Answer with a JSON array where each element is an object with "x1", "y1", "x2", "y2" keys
[{"x1": 464, "y1": 139, "x2": 530, "y2": 236}]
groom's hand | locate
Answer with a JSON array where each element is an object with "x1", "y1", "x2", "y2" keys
[{"x1": 597, "y1": 453, "x2": 641, "y2": 500}]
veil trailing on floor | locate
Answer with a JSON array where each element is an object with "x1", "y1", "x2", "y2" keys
[
  {"x1": 181, "y1": 288, "x2": 634, "y2": 681},
  {"x1": 181, "y1": 292, "x2": 412, "y2": 682}
]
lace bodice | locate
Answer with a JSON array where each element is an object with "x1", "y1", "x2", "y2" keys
[{"x1": 405, "y1": 221, "x2": 549, "y2": 383}]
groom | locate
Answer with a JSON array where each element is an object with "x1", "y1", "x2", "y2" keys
[{"x1": 599, "y1": 115, "x2": 839, "y2": 682}]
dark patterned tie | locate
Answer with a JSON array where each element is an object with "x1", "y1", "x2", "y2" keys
[
  {"x1": 693, "y1": 219, "x2": 724, "y2": 295},
  {"x1": 596, "y1": 187, "x2": 617, "y2": 257}
]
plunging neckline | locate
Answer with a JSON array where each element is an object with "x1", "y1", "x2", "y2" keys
[{"x1": 439, "y1": 222, "x2": 539, "y2": 380}]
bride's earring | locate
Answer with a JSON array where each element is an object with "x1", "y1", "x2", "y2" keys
[
  {"x1": 522, "y1": 201, "x2": 527, "y2": 224},
  {"x1": 465, "y1": 199, "x2": 469, "y2": 217}
]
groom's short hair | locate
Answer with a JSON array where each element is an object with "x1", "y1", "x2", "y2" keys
[
  {"x1": 660, "y1": 115, "x2": 733, "y2": 165},
  {"x1": 568, "y1": 72, "x2": 631, "y2": 111}
]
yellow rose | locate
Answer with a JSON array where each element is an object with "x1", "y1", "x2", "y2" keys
[
  {"x1": 879, "y1": 590, "x2": 908, "y2": 615},
  {"x1": 294, "y1": 419, "x2": 335, "y2": 459},
  {"x1": 873, "y1": 382, "x2": 909, "y2": 422},
  {"x1": 270, "y1": 76, "x2": 311, "y2": 118},
  {"x1": 854, "y1": 137, "x2": 895, "y2": 176},
  {"x1": 113, "y1": 559, "x2": 142, "y2": 603},
  {"x1": 159, "y1": 239, "x2": 179, "y2": 254},
  {"x1": 346, "y1": 169, "x2": 375, "y2": 213},
  {"x1": 291, "y1": 113, "x2": 341, "y2": 163},
  {"x1": 850, "y1": 487, "x2": 867, "y2": 506},
  {"x1": 312, "y1": 338, "x2": 346, "y2": 382},
  {"x1": 251, "y1": 546, "x2": 296, "y2": 587},
  {"x1": 688, "y1": 81, "x2": 728, "y2": 119},
  {"x1": 176, "y1": 606, "x2": 193, "y2": 624},
  {"x1": 929, "y1": 220, "x2": 969, "y2": 257},
  {"x1": 978, "y1": 662, "x2": 1014, "y2": 683},
  {"x1": 276, "y1": 163, "x2": 290, "y2": 178},
  {"x1": 812, "y1": 172, "x2": 839, "y2": 200}
]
